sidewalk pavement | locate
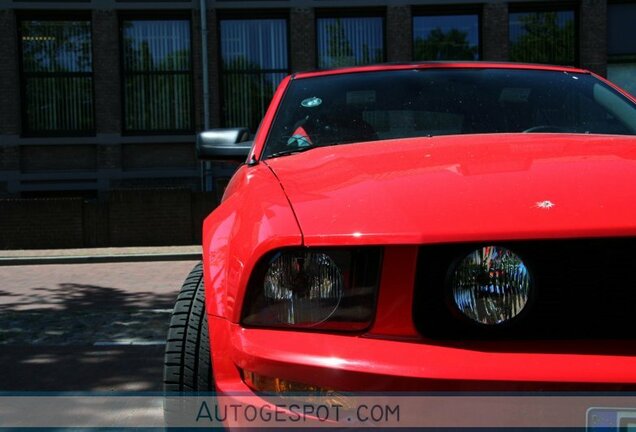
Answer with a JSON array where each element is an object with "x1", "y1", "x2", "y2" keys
[{"x1": 0, "y1": 245, "x2": 202, "y2": 266}]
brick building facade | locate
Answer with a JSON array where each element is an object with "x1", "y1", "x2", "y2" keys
[{"x1": 0, "y1": 0, "x2": 634, "y2": 248}]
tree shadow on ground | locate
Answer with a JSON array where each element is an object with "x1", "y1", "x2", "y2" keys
[
  {"x1": 0, "y1": 283, "x2": 178, "y2": 345},
  {"x1": 0, "y1": 282, "x2": 182, "y2": 391}
]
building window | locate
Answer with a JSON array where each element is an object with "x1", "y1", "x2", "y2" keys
[
  {"x1": 413, "y1": 14, "x2": 479, "y2": 61},
  {"x1": 317, "y1": 16, "x2": 384, "y2": 69},
  {"x1": 220, "y1": 18, "x2": 288, "y2": 132},
  {"x1": 122, "y1": 18, "x2": 193, "y2": 133},
  {"x1": 19, "y1": 19, "x2": 94, "y2": 136},
  {"x1": 509, "y1": 9, "x2": 576, "y2": 66},
  {"x1": 608, "y1": 3, "x2": 636, "y2": 97}
]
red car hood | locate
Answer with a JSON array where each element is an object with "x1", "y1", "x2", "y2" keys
[{"x1": 264, "y1": 134, "x2": 636, "y2": 246}]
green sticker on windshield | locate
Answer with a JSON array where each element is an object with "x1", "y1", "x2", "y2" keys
[{"x1": 301, "y1": 97, "x2": 322, "y2": 108}]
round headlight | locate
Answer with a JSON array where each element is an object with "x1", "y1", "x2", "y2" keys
[
  {"x1": 263, "y1": 251, "x2": 343, "y2": 326},
  {"x1": 450, "y1": 246, "x2": 530, "y2": 325}
]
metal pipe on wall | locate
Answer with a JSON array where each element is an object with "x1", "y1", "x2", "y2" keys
[{"x1": 200, "y1": 0, "x2": 212, "y2": 191}]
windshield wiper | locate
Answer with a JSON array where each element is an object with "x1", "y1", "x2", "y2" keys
[{"x1": 267, "y1": 146, "x2": 317, "y2": 159}]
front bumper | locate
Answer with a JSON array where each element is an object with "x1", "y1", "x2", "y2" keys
[
  {"x1": 209, "y1": 315, "x2": 636, "y2": 394},
  {"x1": 206, "y1": 315, "x2": 636, "y2": 428}
]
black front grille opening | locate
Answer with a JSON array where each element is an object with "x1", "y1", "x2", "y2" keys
[{"x1": 413, "y1": 238, "x2": 636, "y2": 345}]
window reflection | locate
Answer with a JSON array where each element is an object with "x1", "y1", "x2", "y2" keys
[
  {"x1": 317, "y1": 17, "x2": 384, "y2": 69},
  {"x1": 122, "y1": 19, "x2": 193, "y2": 133},
  {"x1": 220, "y1": 19, "x2": 288, "y2": 132},
  {"x1": 20, "y1": 20, "x2": 94, "y2": 135},
  {"x1": 413, "y1": 15, "x2": 479, "y2": 61},
  {"x1": 607, "y1": 3, "x2": 636, "y2": 97},
  {"x1": 509, "y1": 10, "x2": 576, "y2": 66}
]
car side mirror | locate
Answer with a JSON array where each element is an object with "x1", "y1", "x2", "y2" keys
[{"x1": 196, "y1": 128, "x2": 252, "y2": 161}]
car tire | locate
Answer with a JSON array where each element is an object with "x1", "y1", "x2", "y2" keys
[{"x1": 163, "y1": 262, "x2": 213, "y2": 392}]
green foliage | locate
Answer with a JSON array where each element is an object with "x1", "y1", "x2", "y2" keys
[
  {"x1": 124, "y1": 38, "x2": 190, "y2": 72},
  {"x1": 414, "y1": 28, "x2": 478, "y2": 61},
  {"x1": 327, "y1": 19, "x2": 354, "y2": 60},
  {"x1": 222, "y1": 56, "x2": 277, "y2": 131},
  {"x1": 21, "y1": 20, "x2": 92, "y2": 73},
  {"x1": 21, "y1": 20, "x2": 93, "y2": 132},
  {"x1": 322, "y1": 19, "x2": 382, "y2": 68},
  {"x1": 122, "y1": 29, "x2": 192, "y2": 131},
  {"x1": 509, "y1": 12, "x2": 575, "y2": 66},
  {"x1": 323, "y1": 19, "x2": 355, "y2": 68}
]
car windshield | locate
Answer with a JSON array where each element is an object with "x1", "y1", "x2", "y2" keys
[{"x1": 264, "y1": 68, "x2": 636, "y2": 158}]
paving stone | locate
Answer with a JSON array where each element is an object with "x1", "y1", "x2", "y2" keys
[{"x1": 0, "y1": 261, "x2": 198, "y2": 345}]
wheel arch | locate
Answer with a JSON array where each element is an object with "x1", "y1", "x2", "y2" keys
[{"x1": 201, "y1": 163, "x2": 303, "y2": 322}]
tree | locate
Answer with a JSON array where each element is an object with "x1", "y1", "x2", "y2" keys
[
  {"x1": 414, "y1": 28, "x2": 478, "y2": 61},
  {"x1": 324, "y1": 19, "x2": 355, "y2": 68},
  {"x1": 20, "y1": 20, "x2": 93, "y2": 131},
  {"x1": 509, "y1": 12, "x2": 575, "y2": 66},
  {"x1": 21, "y1": 20, "x2": 92, "y2": 73},
  {"x1": 122, "y1": 25, "x2": 193, "y2": 131},
  {"x1": 222, "y1": 56, "x2": 277, "y2": 131},
  {"x1": 323, "y1": 19, "x2": 383, "y2": 68}
]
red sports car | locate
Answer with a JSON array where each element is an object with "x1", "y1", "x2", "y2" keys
[{"x1": 164, "y1": 62, "x2": 636, "y2": 422}]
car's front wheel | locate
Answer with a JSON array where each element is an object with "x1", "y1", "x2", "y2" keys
[{"x1": 163, "y1": 262, "x2": 213, "y2": 392}]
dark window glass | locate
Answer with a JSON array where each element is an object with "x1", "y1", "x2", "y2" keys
[
  {"x1": 122, "y1": 19, "x2": 192, "y2": 133},
  {"x1": 607, "y1": 3, "x2": 636, "y2": 97},
  {"x1": 413, "y1": 14, "x2": 479, "y2": 61},
  {"x1": 316, "y1": 17, "x2": 384, "y2": 69},
  {"x1": 220, "y1": 19, "x2": 288, "y2": 132},
  {"x1": 608, "y1": 3, "x2": 636, "y2": 56},
  {"x1": 608, "y1": 63, "x2": 636, "y2": 97},
  {"x1": 264, "y1": 68, "x2": 636, "y2": 157},
  {"x1": 509, "y1": 10, "x2": 576, "y2": 66},
  {"x1": 20, "y1": 20, "x2": 94, "y2": 135}
]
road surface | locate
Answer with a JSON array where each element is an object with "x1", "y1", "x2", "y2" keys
[{"x1": 0, "y1": 260, "x2": 198, "y2": 391}]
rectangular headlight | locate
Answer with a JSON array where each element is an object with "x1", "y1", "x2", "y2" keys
[{"x1": 241, "y1": 247, "x2": 382, "y2": 331}]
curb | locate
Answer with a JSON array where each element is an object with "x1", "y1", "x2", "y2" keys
[{"x1": 0, "y1": 253, "x2": 202, "y2": 266}]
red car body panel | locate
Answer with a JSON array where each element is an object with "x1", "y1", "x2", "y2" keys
[
  {"x1": 265, "y1": 133, "x2": 636, "y2": 247},
  {"x1": 228, "y1": 324, "x2": 636, "y2": 391},
  {"x1": 202, "y1": 63, "x2": 636, "y2": 395},
  {"x1": 202, "y1": 163, "x2": 302, "y2": 319},
  {"x1": 293, "y1": 61, "x2": 590, "y2": 80}
]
